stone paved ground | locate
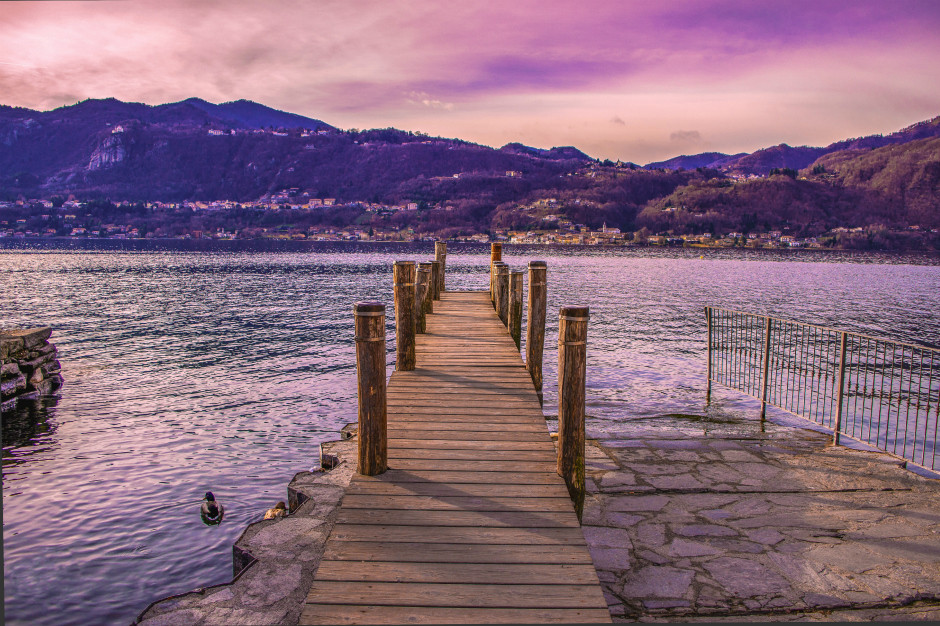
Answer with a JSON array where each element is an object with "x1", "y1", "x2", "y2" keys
[{"x1": 581, "y1": 415, "x2": 940, "y2": 622}]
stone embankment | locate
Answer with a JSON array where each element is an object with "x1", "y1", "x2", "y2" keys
[
  {"x1": 1, "y1": 327, "x2": 63, "y2": 412},
  {"x1": 136, "y1": 430, "x2": 358, "y2": 626}
]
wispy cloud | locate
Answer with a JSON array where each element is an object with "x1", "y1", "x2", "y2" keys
[{"x1": 670, "y1": 130, "x2": 703, "y2": 144}]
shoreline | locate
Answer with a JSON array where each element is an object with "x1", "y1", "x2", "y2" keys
[{"x1": 2, "y1": 237, "x2": 939, "y2": 261}]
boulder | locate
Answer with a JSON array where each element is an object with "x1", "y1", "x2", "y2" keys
[
  {"x1": 0, "y1": 336, "x2": 25, "y2": 361},
  {"x1": 1, "y1": 362, "x2": 22, "y2": 379},
  {"x1": 1, "y1": 374, "x2": 27, "y2": 399},
  {"x1": 0, "y1": 327, "x2": 52, "y2": 350}
]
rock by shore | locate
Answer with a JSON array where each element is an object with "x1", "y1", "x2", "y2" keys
[
  {"x1": 1, "y1": 327, "x2": 63, "y2": 412},
  {"x1": 136, "y1": 436, "x2": 357, "y2": 626}
]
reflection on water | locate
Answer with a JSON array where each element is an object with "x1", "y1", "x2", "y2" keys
[
  {"x1": 1, "y1": 240, "x2": 939, "y2": 626},
  {"x1": 1, "y1": 396, "x2": 59, "y2": 458}
]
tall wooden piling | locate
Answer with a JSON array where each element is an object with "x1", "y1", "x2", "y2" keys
[
  {"x1": 393, "y1": 261, "x2": 416, "y2": 371},
  {"x1": 430, "y1": 261, "x2": 441, "y2": 301},
  {"x1": 558, "y1": 305, "x2": 589, "y2": 521},
  {"x1": 415, "y1": 266, "x2": 430, "y2": 333},
  {"x1": 434, "y1": 241, "x2": 447, "y2": 294},
  {"x1": 490, "y1": 242, "x2": 502, "y2": 304},
  {"x1": 418, "y1": 262, "x2": 434, "y2": 314},
  {"x1": 527, "y1": 261, "x2": 547, "y2": 404},
  {"x1": 509, "y1": 270, "x2": 523, "y2": 349},
  {"x1": 354, "y1": 301, "x2": 387, "y2": 476},
  {"x1": 495, "y1": 263, "x2": 510, "y2": 327}
]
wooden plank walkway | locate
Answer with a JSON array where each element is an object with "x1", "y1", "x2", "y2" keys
[{"x1": 301, "y1": 290, "x2": 611, "y2": 624}]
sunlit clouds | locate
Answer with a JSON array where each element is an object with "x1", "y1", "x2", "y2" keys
[{"x1": 1, "y1": 0, "x2": 938, "y2": 162}]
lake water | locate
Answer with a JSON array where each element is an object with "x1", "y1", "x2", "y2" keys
[{"x1": 2, "y1": 240, "x2": 939, "y2": 625}]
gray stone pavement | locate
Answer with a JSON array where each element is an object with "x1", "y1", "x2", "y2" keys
[{"x1": 582, "y1": 415, "x2": 940, "y2": 622}]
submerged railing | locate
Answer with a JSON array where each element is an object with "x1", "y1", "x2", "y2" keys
[{"x1": 705, "y1": 307, "x2": 940, "y2": 472}]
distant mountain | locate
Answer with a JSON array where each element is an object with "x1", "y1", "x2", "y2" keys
[
  {"x1": 723, "y1": 144, "x2": 829, "y2": 176},
  {"x1": 177, "y1": 98, "x2": 334, "y2": 130},
  {"x1": 1, "y1": 97, "x2": 938, "y2": 249},
  {"x1": 499, "y1": 143, "x2": 591, "y2": 161},
  {"x1": 645, "y1": 116, "x2": 940, "y2": 176},
  {"x1": 0, "y1": 98, "x2": 591, "y2": 202},
  {"x1": 806, "y1": 136, "x2": 940, "y2": 228},
  {"x1": 644, "y1": 152, "x2": 745, "y2": 171}
]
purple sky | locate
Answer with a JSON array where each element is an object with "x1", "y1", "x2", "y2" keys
[{"x1": 1, "y1": 0, "x2": 938, "y2": 163}]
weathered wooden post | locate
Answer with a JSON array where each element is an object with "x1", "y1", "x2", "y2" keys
[
  {"x1": 490, "y1": 242, "x2": 502, "y2": 305},
  {"x1": 393, "y1": 261, "x2": 416, "y2": 371},
  {"x1": 527, "y1": 261, "x2": 547, "y2": 404},
  {"x1": 354, "y1": 301, "x2": 387, "y2": 476},
  {"x1": 418, "y1": 262, "x2": 434, "y2": 314},
  {"x1": 558, "y1": 305, "x2": 588, "y2": 521},
  {"x1": 509, "y1": 270, "x2": 523, "y2": 349},
  {"x1": 435, "y1": 241, "x2": 447, "y2": 294},
  {"x1": 430, "y1": 261, "x2": 441, "y2": 301},
  {"x1": 492, "y1": 260, "x2": 503, "y2": 312},
  {"x1": 495, "y1": 263, "x2": 510, "y2": 327},
  {"x1": 415, "y1": 266, "x2": 431, "y2": 334}
]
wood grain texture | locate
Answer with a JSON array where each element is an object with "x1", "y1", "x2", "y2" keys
[
  {"x1": 354, "y1": 301, "x2": 387, "y2": 476},
  {"x1": 558, "y1": 305, "x2": 588, "y2": 521},
  {"x1": 302, "y1": 290, "x2": 609, "y2": 624},
  {"x1": 415, "y1": 266, "x2": 430, "y2": 333},
  {"x1": 302, "y1": 605, "x2": 611, "y2": 625},
  {"x1": 393, "y1": 261, "x2": 416, "y2": 371},
  {"x1": 527, "y1": 261, "x2": 547, "y2": 404}
]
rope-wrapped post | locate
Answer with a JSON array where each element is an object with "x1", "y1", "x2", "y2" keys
[
  {"x1": 418, "y1": 262, "x2": 434, "y2": 315},
  {"x1": 558, "y1": 305, "x2": 589, "y2": 521},
  {"x1": 435, "y1": 241, "x2": 447, "y2": 294},
  {"x1": 354, "y1": 301, "x2": 387, "y2": 476},
  {"x1": 527, "y1": 261, "x2": 547, "y2": 405},
  {"x1": 415, "y1": 266, "x2": 431, "y2": 334},
  {"x1": 393, "y1": 261, "x2": 416, "y2": 371},
  {"x1": 430, "y1": 261, "x2": 441, "y2": 301},
  {"x1": 490, "y1": 242, "x2": 502, "y2": 305},
  {"x1": 495, "y1": 263, "x2": 510, "y2": 327},
  {"x1": 509, "y1": 270, "x2": 524, "y2": 349}
]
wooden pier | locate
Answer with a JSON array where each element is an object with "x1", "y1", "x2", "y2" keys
[{"x1": 301, "y1": 289, "x2": 611, "y2": 624}]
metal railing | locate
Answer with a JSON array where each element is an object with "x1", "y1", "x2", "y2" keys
[{"x1": 705, "y1": 307, "x2": 940, "y2": 472}]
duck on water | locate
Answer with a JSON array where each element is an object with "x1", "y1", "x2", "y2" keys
[{"x1": 200, "y1": 492, "x2": 224, "y2": 525}]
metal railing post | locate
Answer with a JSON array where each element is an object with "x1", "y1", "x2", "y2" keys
[
  {"x1": 760, "y1": 316, "x2": 772, "y2": 419},
  {"x1": 705, "y1": 307, "x2": 712, "y2": 403},
  {"x1": 833, "y1": 331, "x2": 848, "y2": 446}
]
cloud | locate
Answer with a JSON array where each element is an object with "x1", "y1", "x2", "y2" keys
[
  {"x1": 406, "y1": 91, "x2": 455, "y2": 111},
  {"x1": 1, "y1": 0, "x2": 939, "y2": 163},
  {"x1": 670, "y1": 130, "x2": 703, "y2": 143}
]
